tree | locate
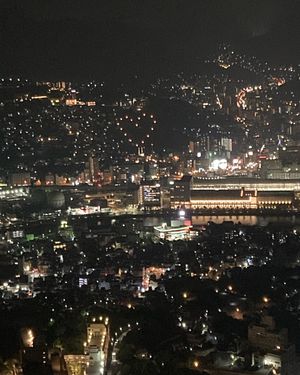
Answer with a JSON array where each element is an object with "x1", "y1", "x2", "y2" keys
[
  {"x1": 0, "y1": 358, "x2": 20, "y2": 375},
  {"x1": 117, "y1": 343, "x2": 135, "y2": 363},
  {"x1": 3, "y1": 359, "x2": 18, "y2": 375}
]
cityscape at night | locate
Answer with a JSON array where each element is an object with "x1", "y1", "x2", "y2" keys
[{"x1": 1, "y1": 1, "x2": 300, "y2": 374}]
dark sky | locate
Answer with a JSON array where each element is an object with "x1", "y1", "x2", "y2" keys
[{"x1": 0, "y1": 0, "x2": 299, "y2": 81}]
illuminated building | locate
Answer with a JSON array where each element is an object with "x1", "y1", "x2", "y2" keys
[
  {"x1": 257, "y1": 191, "x2": 293, "y2": 208},
  {"x1": 65, "y1": 98, "x2": 78, "y2": 106},
  {"x1": 188, "y1": 135, "x2": 232, "y2": 160},
  {"x1": 86, "y1": 101, "x2": 96, "y2": 106},
  {"x1": 191, "y1": 177, "x2": 300, "y2": 192},
  {"x1": 64, "y1": 355, "x2": 88, "y2": 375},
  {"x1": 248, "y1": 315, "x2": 288, "y2": 351},
  {"x1": 160, "y1": 186, "x2": 171, "y2": 209},
  {"x1": 190, "y1": 189, "x2": 294, "y2": 209},
  {"x1": 83, "y1": 156, "x2": 99, "y2": 183},
  {"x1": 53, "y1": 241, "x2": 67, "y2": 251},
  {"x1": 248, "y1": 315, "x2": 297, "y2": 375},
  {"x1": 138, "y1": 181, "x2": 161, "y2": 209},
  {"x1": 142, "y1": 267, "x2": 166, "y2": 291},
  {"x1": 86, "y1": 322, "x2": 109, "y2": 374},
  {"x1": 84, "y1": 185, "x2": 138, "y2": 209},
  {"x1": 190, "y1": 190, "x2": 293, "y2": 209},
  {"x1": 220, "y1": 137, "x2": 232, "y2": 159},
  {"x1": 47, "y1": 191, "x2": 65, "y2": 209},
  {"x1": 0, "y1": 186, "x2": 29, "y2": 199},
  {"x1": 154, "y1": 219, "x2": 196, "y2": 241},
  {"x1": 79, "y1": 277, "x2": 88, "y2": 288},
  {"x1": 9, "y1": 172, "x2": 31, "y2": 186},
  {"x1": 164, "y1": 177, "x2": 296, "y2": 209},
  {"x1": 101, "y1": 168, "x2": 114, "y2": 185},
  {"x1": 169, "y1": 175, "x2": 192, "y2": 208},
  {"x1": 137, "y1": 146, "x2": 145, "y2": 156},
  {"x1": 54, "y1": 81, "x2": 67, "y2": 90},
  {"x1": 190, "y1": 189, "x2": 257, "y2": 209},
  {"x1": 144, "y1": 163, "x2": 159, "y2": 181},
  {"x1": 45, "y1": 174, "x2": 55, "y2": 185},
  {"x1": 210, "y1": 158, "x2": 228, "y2": 171}
]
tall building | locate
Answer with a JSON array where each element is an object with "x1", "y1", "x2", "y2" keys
[
  {"x1": 88, "y1": 156, "x2": 99, "y2": 183},
  {"x1": 248, "y1": 315, "x2": 296, "y2": 375},
  {"x1": 9, "y1": 172, "x2": 31, "y2": 186},
  {"x1": 169, "y1": 176, "x2": 192, "y2": 208},
  {"x1": 220, "y1": 137, "x2": 233, "y2": 159},
  {"x1": 138, "y1": 181, "x2": 161, "y2": 209}
]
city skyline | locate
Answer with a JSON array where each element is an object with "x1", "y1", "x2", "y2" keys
[{"x1": 1, "y1": 2, "x2": 300, "y2": 375}]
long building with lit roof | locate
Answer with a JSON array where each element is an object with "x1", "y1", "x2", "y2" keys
[{"x1": 165, "y1": 176, "x2": 298, "y2": 209}]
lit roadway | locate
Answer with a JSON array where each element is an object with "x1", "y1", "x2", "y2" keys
[
  {"x1": 107, "y1": 328, "x2": 131, "y2": 375},
  {"x1": 85, "y1": 323, "x2": 107, "y2": 375},
  {"x1": 65, "y1": 322, "x2": 108, "y2": 375},
  {"x1": 86, "y1": 351, "x2": 103, "y2": 375}
]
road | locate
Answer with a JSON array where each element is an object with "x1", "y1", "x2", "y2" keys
[
  {"x1": 107, "y1": 329, "x2": 131, "y2": 375},
  {"x1": 86, "y1": 351, "x2": 104, "y2": 375},
  {"x1": 64, "y1": 323, "x2": 108, "y2": 375}
]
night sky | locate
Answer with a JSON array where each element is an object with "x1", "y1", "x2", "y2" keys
[{"x1": 0, "y1": 0, "x2": 299, "y2": 81}]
